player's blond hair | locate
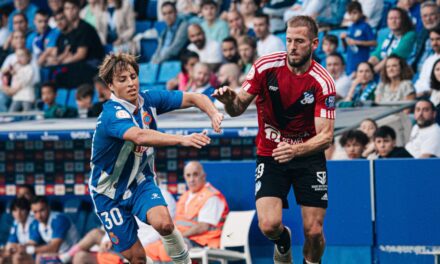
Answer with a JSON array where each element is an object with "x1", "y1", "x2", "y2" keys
[
  {"x1": 287, "y1": 16, "x2": 318, "y2": 40},
  {"x1": 99, "y1": 53, "x2": 139, "y2": 85}
]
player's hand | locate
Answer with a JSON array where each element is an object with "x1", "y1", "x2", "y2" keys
[
  {"x1": 272, "y1": 142, "x2": 297, "y2": 163},
  {"x1": 210, "y1": 112, "x2": 224, "y2": 133},
  {"x1": 212, "y1": 86, "x2": 236, "y2": 105},
  {"x1": 180, "y1": 130, "x2": 211, "y2": 148},
  {"x1": 99, "y1": 241, "x2": 113, "y2": 252}
]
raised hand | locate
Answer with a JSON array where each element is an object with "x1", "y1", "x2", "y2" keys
[{"x1": 212, "y1": 86, "x2": 236, "y2": 105}]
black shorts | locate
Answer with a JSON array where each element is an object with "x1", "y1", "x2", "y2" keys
[{"x1": 255, "y1": 153, "x2": 328, "y2": 209}]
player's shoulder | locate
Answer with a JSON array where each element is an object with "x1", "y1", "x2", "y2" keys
[
  {"x1": 308, "y1": 61, "x2": 336, "y2": 93},
  {"x1": 101, "y1": 101, "x2": 131, "y2": 121},
  {"x1": 253, "y1": 51, "x2": 287, "y2": 74}
]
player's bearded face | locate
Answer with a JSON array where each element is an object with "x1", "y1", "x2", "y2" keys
[{"x1": 287, "y1": 45, "x2": 312, "y2": 68}]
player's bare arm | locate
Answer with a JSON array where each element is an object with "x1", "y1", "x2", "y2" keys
[
  {"x1": 273, "y1": 117, "x2": 334, "y2": 163},
  {"x1": 123, "y1": 127, "x2": 211, "y2": 149},
  {"x1": 31, "y1": 238, "x2": 63, "y2": 254},
  {"x1": 212, "y1": 86, "x2": 256, "y2": 117},
  {"x1": 181, "y1": 92, "x2": 223, "y2": 133}
]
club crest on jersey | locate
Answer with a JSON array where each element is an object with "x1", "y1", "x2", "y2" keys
[
  {"x1": 115, "y1": 110, "x2": 130, "y2": 119},
  {"x1": 109, "y1": 232, "x2": 119, "y2": 245},
  {"x1": 143, "y1": 112, "x2": 152, "y2": 126},
  {"x1": 325, "y1": 96, "x2": 336, "y2": 109},
  {"x1": 300, "y1": 91, "x2": 314, "y2": 105},
  {"x1": 246, "y1": 66, "x2": 255, "y2": 80}
]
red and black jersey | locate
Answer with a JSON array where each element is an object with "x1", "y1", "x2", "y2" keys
[{"x1": 242, "y1": 51, "x2": 336, "y2": 156}]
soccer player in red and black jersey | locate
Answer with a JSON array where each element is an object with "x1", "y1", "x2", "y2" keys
[{"x1": 213, "y1": 16, "x2": 335, "y2": 264}]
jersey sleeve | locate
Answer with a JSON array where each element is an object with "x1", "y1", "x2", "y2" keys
[
  {"x1": 313, "y1": 70, "x2": 336, "y2": 119},
  {"x1": 102, "y1": 107, "x2": 136, "y2": 139},
  {"x1": 242, "y1": 64, "x2": 263, "y2": 95},
  {"x1": 141, "y1": 90, "x2": 183, "y2": 115},
  {"x1": 51, "y1": 214, "x2": 71, "y2": 240},
  {"x1": 29, "y1": 220, "x2": 44, "y2": 244},
  {"x1": 7, "y1": 224, "x2": 18, "y2": 243}
]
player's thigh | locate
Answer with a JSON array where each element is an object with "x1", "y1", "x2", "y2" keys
[
  {"x1": 92, "y1": 193, "x2": 138, "y2": 253},
  {"x1": 146, "y1": 205, "x2": 174, "y2": 231},
  {"x1": 256, "y1": 196, "x2": 283, "y2": 227},
  {"x1": 131, "y1": 178, "x2": 168, "y2": 224},
  {"x1": 290, "y1": 153, "x2": 328, "y2": 209},
  {"x1": 301, "y1": 206, "x2": 326, "y2": 235},
  {"x1": 120, "y1": 240, "x2": 146, "y2": 263},
  {"x1": 255, "y1": 156, "x2": 292, "y2": 209}
]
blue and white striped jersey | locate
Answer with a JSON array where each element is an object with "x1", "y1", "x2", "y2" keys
[
  {"x1": 29, "y1": 212, "x2": 78, "y2": 253},
  {"x1": 8, "y1": 215, "x2": 34, "y2": 244},
  {"x1": 90, "y1": 90, "x2": 183, "y2": 200}
]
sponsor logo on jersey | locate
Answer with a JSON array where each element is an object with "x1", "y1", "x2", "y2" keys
[
  {"x1": 321, "y1": 193, "x2": 328, "y2": 201},
  {"x1": 264, "y1": 123, "x2": 281, "y2": 143},
  {"x1": 269, "y1": 85, "x2": 279, "y2": 91},
  {"x1": 116, "y1": 110, "x2": 130, "y2": 119},
  {"x1": 301, "y1": 91, "x2": 314, "y2": 105}
]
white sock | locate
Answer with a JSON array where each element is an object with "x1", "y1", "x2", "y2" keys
[
  {"x1": 305, "y1": 259, "x2": 319, "y2": 264},
  {"x1": 161, "y1": 229, "x2": 191, "y2": 264}
]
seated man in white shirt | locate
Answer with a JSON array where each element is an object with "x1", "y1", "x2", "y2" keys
[
  {"x1": 254, "y1": 13, "x2": 285, "y2": 57},
  {"x1": 405, "y1": 99, "x2": 440, "y2": 158},
  {"x1": 187, "y1": 23, "x2": 222, "y2": 70},
  {"x1": 145, "y1": 161, "x2": 229, "y2": 262},
  {"x1": 326, "y1": 52, "x2": 352, "y2": 100}
]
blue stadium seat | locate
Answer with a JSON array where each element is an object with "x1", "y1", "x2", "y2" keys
[
  {"x1": 146, "y1": 0, "x2": 158, "y2": 20},
  {"x1": 157, "y1": 61, "x2": 181, "y2": 83},
  {"x1": 154, "y1": 21, "x2": 167, "y2": 36},
  {"x1": 148, "y1": 84, "x2": 167, "y2": 90},
  {"x1": 67, "y1": 88, "x2": 77, "y2": 108},
  {"x1": 55, "y1": 88, "x2": 69, "y2": 106},
  {"x1": 275, "y1": 32, "x2": 286, "y2": 42},
  {"x1": 83, "y1": 212, "x2": 102, "y2": 235},
  {"x1": 139, "y1": 63, "x2": 159, "y2": 85},
  {"x1": 0, "y1": 212, "x2": 13, "y2": 245},
  {"x1": 104, "y1": 44, "x2": 113, "y2": 54},
  {"x1": 140, "y1": 39, "x2": 158, "y2": 62},
  {"x1": 135, "y1": 21, "x2": 151, "y2": 35}
]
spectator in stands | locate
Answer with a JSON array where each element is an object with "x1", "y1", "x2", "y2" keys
[
  {"x1": 217, "y1": 63, "x2": 241, "y2": 92},
  {"x1": 145, "y1": 161, "x2": 229, "y2": 262},
  {"x1": 341, "y1": 1, "x2": 376, "y2": 75},
  {"x1": 325, "y1": 53, "x2": 352, "y2": 100},
  {"x1": 319, "y1": 34, "x2": 338, "y2": 67},
  {"x1": 430, "y1": 58, "x2": 440, "y2": 109},
  {"x1": 261, "y1": 0, "x2": 294, "y2": 33},
  {"x1": 187, "y1": 23, "x2": 222, "y2": 69},
  {"x1": 200, "y1": 0, "x2": 229, "y2": 43},
  {"x1": 254, "y1": 13, "x2": 284, "y2": 57},
  {"x1": 47, "y1": 0, "x2": 64, "y2": 28},
  {"x1": 415, "y1": 26, "x2": 440, "y2": 97},
  {"x1": 26, "y1": 10, "x2": 59, "y2": 66},
  {"x1": 166, "y1": 50, "x2": 219, "y2": 91},
  {"x1": 151, "y1": 2, "x2": 189, "y2": 64},
  {"x1": 341, "y1": 62, "x2": 377, "y2": 107},
  {"x1": 87, "y1": 75, "x2": 110, "y2": 117},
  {"x1": 59, "y1": 187, "x2": 176, "y2": 264},
  {"x1": 188, "y1": 62, "x2": 216, "y2": 101},
  {"x1": 359, "y1": 118, "x2": 377, "y2": 158},
  {"x1": 105, "y1": 0, "x2": 136, "y2": 53},
  {"x1": 397, "y1": 0, "x2": 422, "y2": 32},
  {"x1": 410, "y1": 2, "x2": 439, "y2": 74},
  {"x1": 375, "y1": 54, "x2": 415, "y2": 103},
  {"x1": 339, "y1": 129, "x2": 369, "y2": 159},
  {"x1": 355, "y1": 0, "x2": 384, "y2": 28},
  {"x1": 18, "y1": 197, "x2": 79, "y2": 263},
  {"x1": 2, "y1": 48, "x2": 35, "y2": 112},
  {"x1": 176, "y1": 0, "x2": 206, "y2": 16},
  {"x1": 0, "y1": 9, "x2": 10, "y2": 50},
  {"x1": 3, "y1": 13, "x2": 29, "y2": 53},
  {"x1": 237, "y1": 35, "x2": 257, "y2": 78},
  {"x1": 80, "y1": 0, "x2": 106, "y2": 44},
  {"x1": 75, "y1": 83, "x2": 94, "y2": 118},
  {"x1": 369, "y1": 7, "x2": 416, "y2": 73},
  {"x1": 8, "y1": 0, "x2": 38, "y2": 31},
  {"x1": 40, "y1": 82, "x2": 78, "y2": 118},
  {"x1": 373, "y1": 125, "x2": 413, "y2": 158},
  {"x1": 41, "y1": 9, "x2": 71, "y2": 67},
  {"x1": 405, "y1": 99, "x2": 440, "y2": 158},
  {"x1": 236, "y1": 0, "x2": 258, "y2": 30},
  {"x1": 316, "y1": 0, "x2": 348, "y2": 28},
  {"x1": 221, "y1": 37, "x2": 240, "y2": 63},
  {"x1": 1, "y1": 198, "x2": 33, "y2": 264},
  {"x1": 226, "y1": 10, "x2": 254, "y2": 40},
  {"x1": 50, "y1": 0, "x2": 104, "y2": 88}
]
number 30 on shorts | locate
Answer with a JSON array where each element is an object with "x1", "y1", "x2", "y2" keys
[{"x1": 100, "y1": 208, "x2": 124, "y2": 229}]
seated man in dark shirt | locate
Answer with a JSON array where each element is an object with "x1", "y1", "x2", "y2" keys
[{"x1": 373, "y1": 126, "x2": 413, "y2": 158}]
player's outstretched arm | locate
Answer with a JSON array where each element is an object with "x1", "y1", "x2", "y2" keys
[
  {"x1": 272, "y1": 118, "x2": 334, "y2": 163},
  {"x1": 212, "y1": 86, "x2": 255, "y2": 117},
  {"x1": 123, "y1": 127, "x2": 211, "y2": 149},
  {"x1": 181, "y1": 92, "x2": 223, "y2": 133}
]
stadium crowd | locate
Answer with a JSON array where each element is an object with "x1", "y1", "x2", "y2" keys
[{"x1": 0, "y1": 0, "x2": 440, "y2": 262}]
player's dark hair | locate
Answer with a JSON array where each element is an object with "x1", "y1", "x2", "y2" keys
[
  {"x1": 76, "y1": 83, "x2": 94, "y2": 100},
  {"x1": 430, "y1": 58, "x2": 440, "y2": 91},
  {"x1": 374, "y1": 126, "x2": 396, "y2": 140},
  {"x1": 10, "y1": 197, "x2": 31, "y2": 212},
  {"x1": 287, "y1": 15, "x2": 318, "y2": 39},
  {"x1": 161, "y1": 1, "x2": 177, "y2": 12},
  {"x1": 180, "y1": 50, "x2": 199, "y2": 73},
  {"x1": 339, "y1": 130, "x2": 369, "y2": 147},
  {"x1": 347, "y1": 1, "x2": 363, "y2": 14},
  {"x1": 327, "y1": 52, "x2": 345, "y2": 65},
  {"x1": 31, "y1": 196, "x2": 49, "y2": 206}
]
